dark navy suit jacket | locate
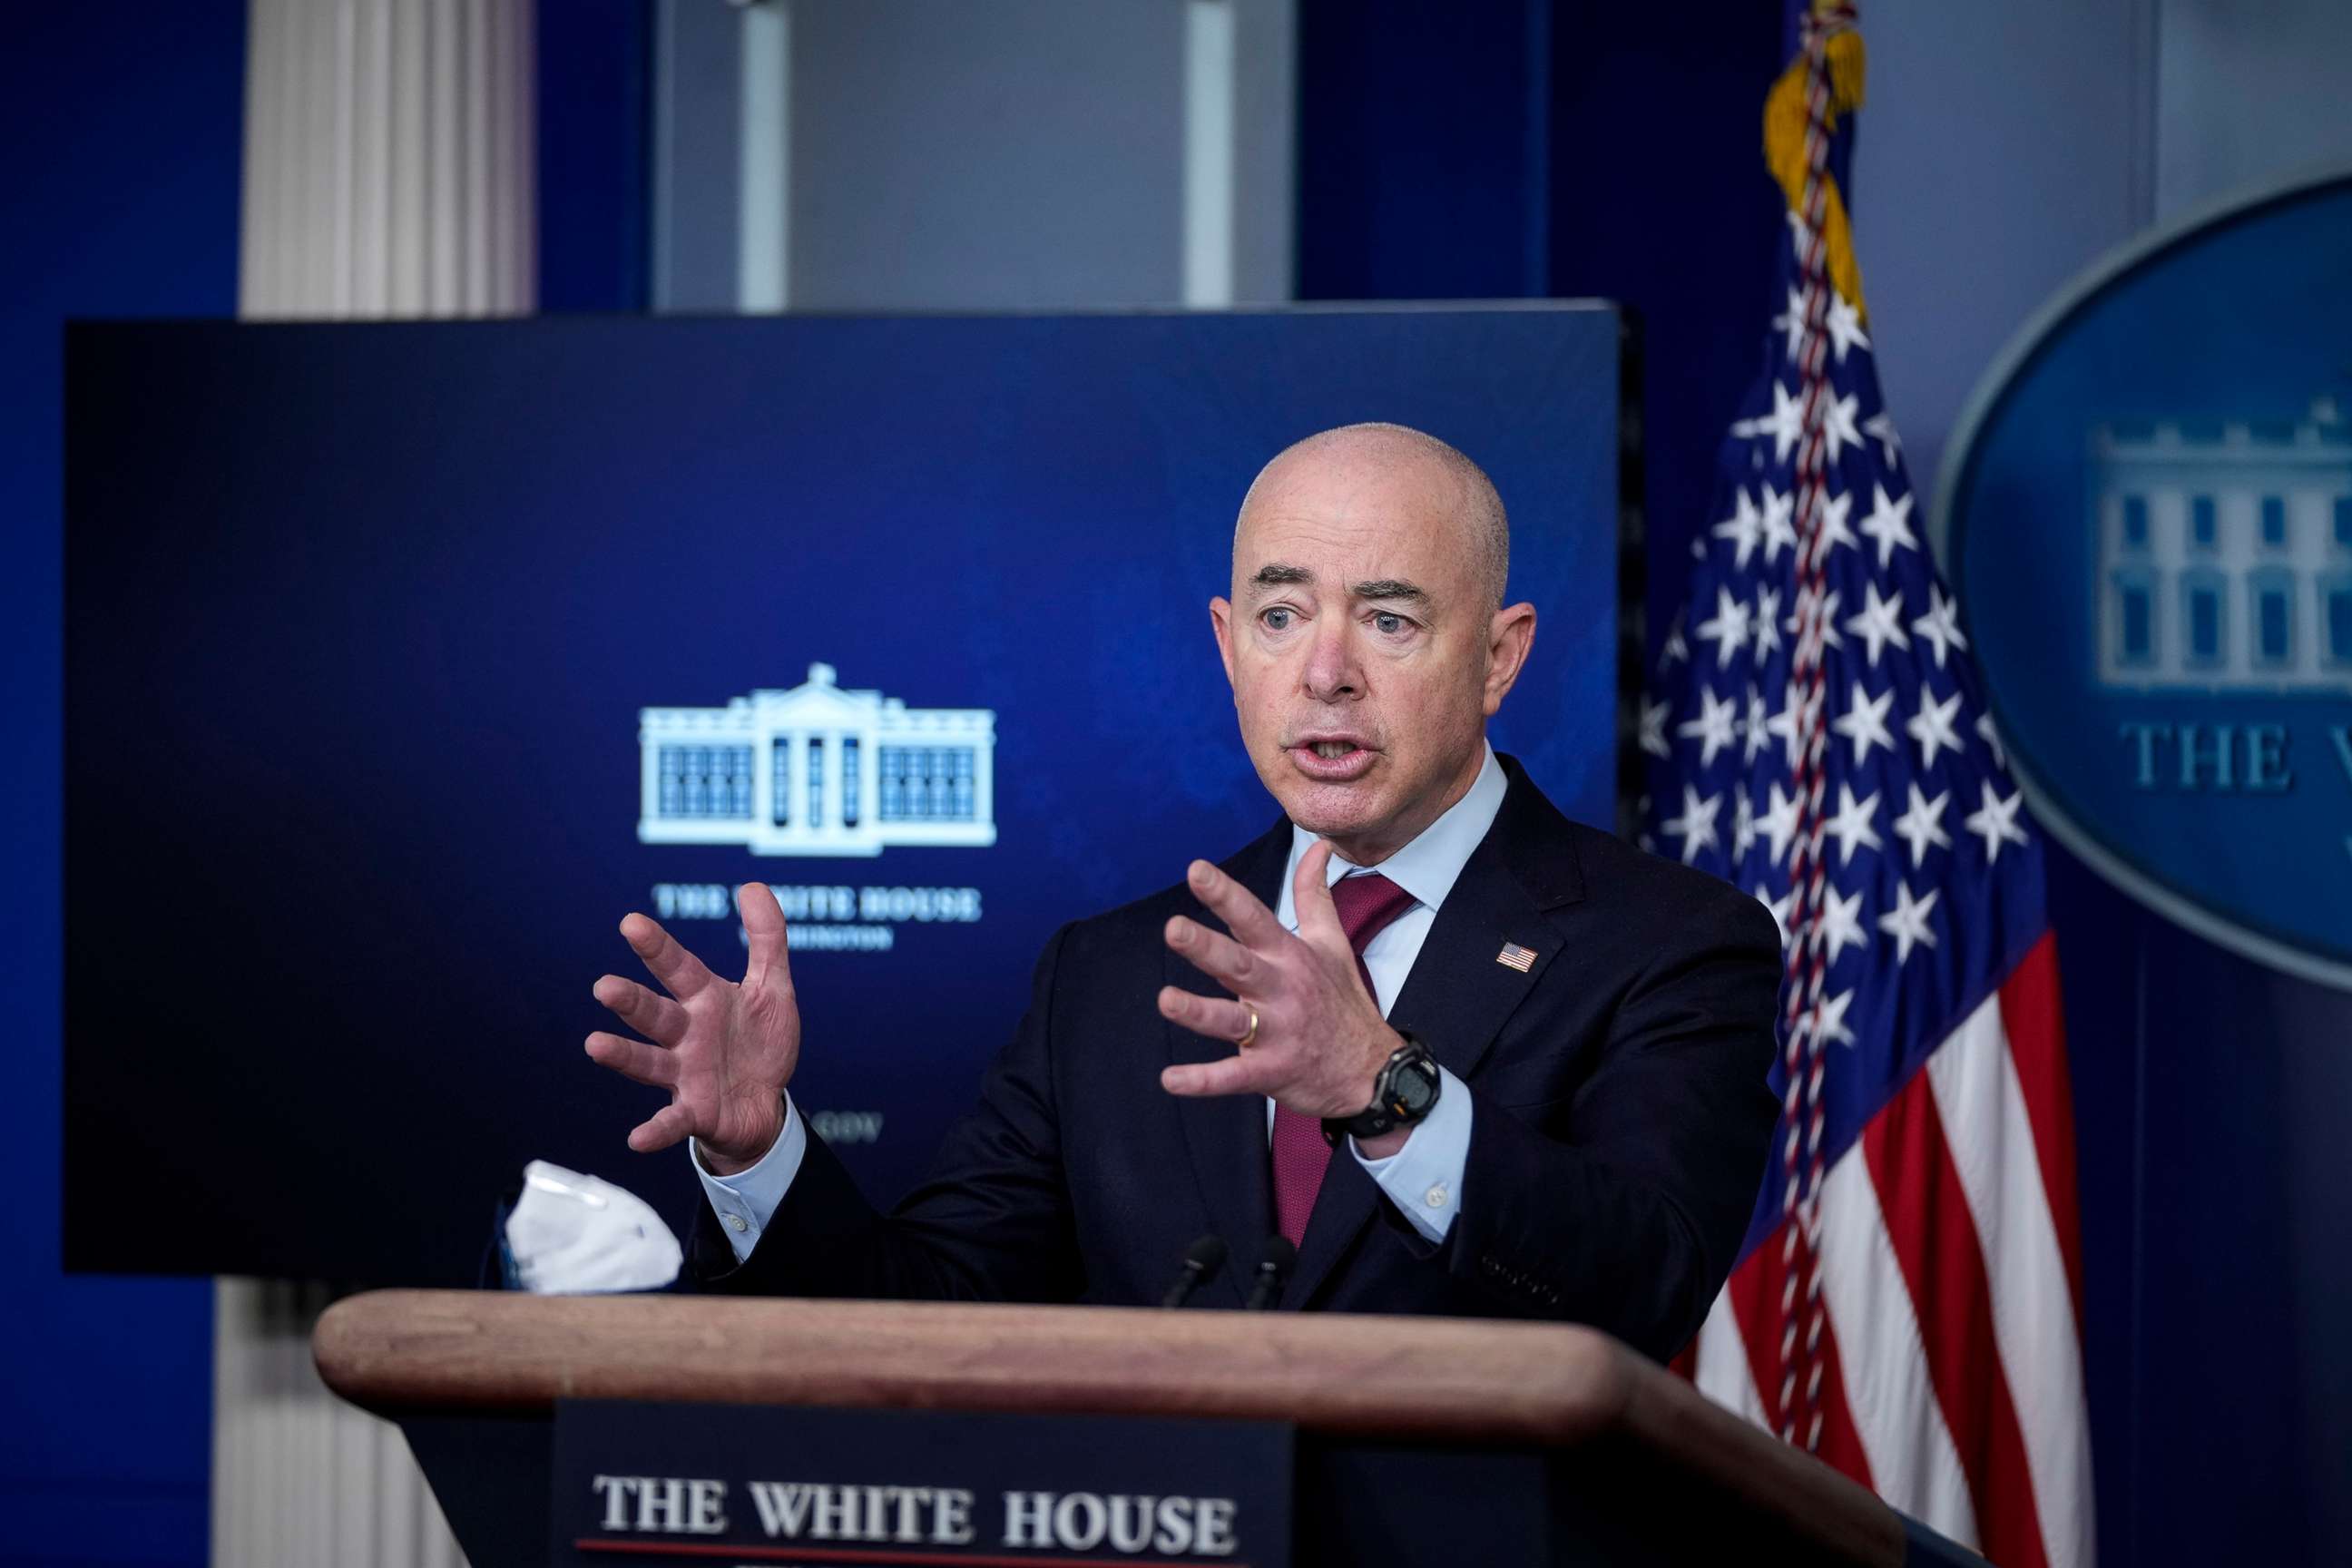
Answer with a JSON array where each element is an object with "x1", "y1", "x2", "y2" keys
[{"x1": 685, "y1": 756, "x2": 1781, "y2": 1362}]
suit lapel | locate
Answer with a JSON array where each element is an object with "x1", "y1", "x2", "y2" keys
[
  {"x1": 1285, "y1": 760, "x2": 1584, "y2": 1309},
  {"x1": 1166, "y1": 817, "x2": 1290, "y2": 1300}
]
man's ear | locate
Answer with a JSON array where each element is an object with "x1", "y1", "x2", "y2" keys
[
  {"x1": 1481, "y1": 602, "x2": 1537, "y2": 716},
  {"x1": 1210, "y1": 596, "x2": 1237, "y2": 688}
]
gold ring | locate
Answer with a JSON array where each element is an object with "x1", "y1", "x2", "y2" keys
[{"x1": 1237, "y1": 1009, "x2": 1259, "y2": 1049}]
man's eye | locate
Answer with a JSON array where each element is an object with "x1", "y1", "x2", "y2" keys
[
  {"x1": 1262, "y1": 608, "x2": 1294, "y2": 632},
  {"x1": 1374, "y1": 612, "x2": 1409, "y2": 635}
]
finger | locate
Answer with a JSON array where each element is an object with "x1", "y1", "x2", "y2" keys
[
  {"x1": 626, "y1": 1102, "x2": 695, "y2": 1154},
  {"x1": 592, "y1": 975, "x2": 690, "y2": 1045},
  {"x1": 619, "y1": 911, "x2": 715, "y2": 1001},
  {"x1": 584, "y1": 1031, "x2": 680, "y2": 1089},
  {"x1": 1291, "y1": 839, "x2": 1345, "y2": 945},
  {"x1": 1161, "y1": 915, "x2": 1259, "y2": 991},
  {"x1": 739, "y1": 882, "x2": 794, "y2": 988},
  {"x1": 1184, "y1": 858, "x2": 1287, "y2": 950},
  {"x1": 1156, "y1": 985, "x2": 1256, "y2": 1044},
  {"x1": 1160, "y1": 1054, "x2": 1275, "y2": 1098}
]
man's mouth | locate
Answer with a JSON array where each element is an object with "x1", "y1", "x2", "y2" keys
[{"x1": 1288, "y1": 737, "x2": 1377, "y2": 781}]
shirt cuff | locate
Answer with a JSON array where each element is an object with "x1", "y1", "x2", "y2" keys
[
  {"x1": 691, "y1": 1095, "x2": 805, "y2": 1263},
  {"x1": 1351, "y1": 1065, "x2": 1470, "y2": 1243}
]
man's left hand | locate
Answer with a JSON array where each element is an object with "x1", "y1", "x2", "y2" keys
[{"x1": 1156, "y1": 841, "x2": 1398, "y2": 1124}]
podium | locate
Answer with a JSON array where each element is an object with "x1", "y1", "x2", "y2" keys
[{"x1": 316, "y1": 1289, "x2": 1916, "y2": 1567}]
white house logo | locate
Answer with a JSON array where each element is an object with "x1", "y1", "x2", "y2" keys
[
  {"x1": 2092, "y1": 397, "x2": 2352, "y2": 691},
  {"x1": 638, "y1": 663, "x2": 997, "y2": 858},
  {"x1": 1939, "y1": 168, "x2": 2352, "y2": 989}
]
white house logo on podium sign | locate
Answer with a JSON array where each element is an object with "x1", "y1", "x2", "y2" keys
[{"x1": 638, "y1": 664, "x2": 997, "y2": 858}]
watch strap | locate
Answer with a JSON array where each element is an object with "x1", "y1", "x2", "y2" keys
[{"x1": 1322, "y1": 1035, "x2": 1440, "y2": 1147}]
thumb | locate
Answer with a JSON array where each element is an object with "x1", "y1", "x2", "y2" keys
[
  {"x1": 739, "y1": 882, "x2": 792, "y2": 985},
  {"x1": 1292, "y1": 839, "x2": 1344, "y2": 946}
]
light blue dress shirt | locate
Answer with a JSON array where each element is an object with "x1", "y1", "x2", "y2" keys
[{"x1": 697, "y1": 744, "x2": 1507, "y2": 1262}]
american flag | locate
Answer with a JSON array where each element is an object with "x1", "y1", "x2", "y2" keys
[{"x1": 1641, "y1": 7, "x2": 2093, "y2": 1564}]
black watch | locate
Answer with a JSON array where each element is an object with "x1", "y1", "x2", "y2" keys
[{"x1": 1322, "y1": 1034, "x2": 1442, "y2": 1146}]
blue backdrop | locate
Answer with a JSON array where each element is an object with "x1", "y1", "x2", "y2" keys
[{"x1": 63, "y1": 308, "x2": 1624, "y2": 1287}]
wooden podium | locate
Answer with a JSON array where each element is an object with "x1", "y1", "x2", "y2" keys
[{"x1": 316, "y1": 1289, "x2": 1916, "y2": 1567}]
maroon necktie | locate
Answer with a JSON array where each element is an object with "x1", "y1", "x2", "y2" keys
[{"x1": 1270, "y1": 871, "x2": 1419, "y2": 1247}]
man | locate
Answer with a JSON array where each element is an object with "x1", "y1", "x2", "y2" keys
[{"x1": 585, "y1": 423, "x2": 1779, "y2": 1359}]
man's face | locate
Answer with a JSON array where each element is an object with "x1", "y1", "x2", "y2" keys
[{"x1": 1210, "y1": 436, "x2": 1534, "y2": 864}]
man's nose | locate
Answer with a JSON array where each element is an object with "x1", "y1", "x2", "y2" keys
[{"x1": 1301, "y1": 620, "x2": 1361, "y2": 701}]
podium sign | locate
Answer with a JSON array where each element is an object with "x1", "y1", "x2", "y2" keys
[{"x1": 551, "y1": 1401, "x2": 1294, "y2": 1567}]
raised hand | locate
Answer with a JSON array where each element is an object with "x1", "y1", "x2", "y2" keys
[
  {"x1": 586, "y1": 883, "x2": 800, "y2": 1172},
  {"x1": 1155, "y1": 841, "x2": 1400, "y2": 1122}
]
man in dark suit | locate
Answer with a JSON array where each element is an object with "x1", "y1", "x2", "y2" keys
[{"x1": 585, "y1": 423, "x2": 1779, "y2": 1360}]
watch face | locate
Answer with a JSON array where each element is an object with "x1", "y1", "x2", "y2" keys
[{"x1": 1387, "y1": 1052, "x2": 1441, "y2": 1117}]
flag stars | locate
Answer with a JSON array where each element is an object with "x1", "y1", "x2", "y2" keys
[
  {"x1": 1821, "y1": 390, "x2": 1864, "y2": 464},
  {"x1": 1757, "y1": 781, "x2": 1802, "y2": 867},
  {"x1": 1773, "y1": 285, "x2": 1808, "y2": 362},
  {"x1": 1822, "y1": 782, "x2": 1884, "y2": 867},
  {"x1": 1677, "y1": 685, "x2": 1741, "y2": 767},
  {"x1": 1863, "y1": 408, "x2": 1903, "y2": 469},
  {"x1": 1813, "y1": 485, "x2": 1859, "y2": 558},
  {"x1": 1732, "y1": 789, "x2": 1757, "y2": 860},
  {"x1": 1713, "y1": 487, "x2": 1766, "y2": 570},
  {"x1": 1659, "y1": 616, "x2": 1690, "y2": 671},
  {"x1": 1694, "y1": 586, "x2": 1754, "y2": 667},
  {"x1": 1769, "y1": 682, "x2": 1812, "y2": 770},
  {"x1": 1963, "y1": 780, "x2": 2030, "y2": 865},
  {"x1": 1832, "y1": 681, "x2": 1896, "y2": 766},
  {"x1": 1976, "y1": 711, "x2": 2008, "y2": 770},
  {"x1": 1747, "y1": 380, "x2": 1808, "y2": 465},
  {"x1": 1825, "y1": 293, "x2": 1870, "y2": 362},
  {"x1": 1662, "y1": 785, "x2": 1723, "y2": 865},
  {"x1": 1759, "y1": 484, "x2": 1798, "y2": 566},
  {"x1": 1741, "y1": 684, "x2": 1773, "y2": 765},
  {"x1": 1877, "y1": 882, "x2": 1940, "y2": 965},
  {"x1": 1752, "y1": 585, "x2": 1786, "y2": 663},
  {"x1": 1907, "y1": 687, "x2": 1965, "y2": 771},
  {"x1": 1891, "y1": 783, "x2": 1953, "y2": 868},
  {"x1": 1912, "y1": 584, "x2": 1968, "y2": 669},
  {"x1": 1857, "y1": 483, "x2": 1918, "y2": 568},
  {"x1": 1815, "y1": 884, "x2": 1868, "y2": 965},
  {"x1": 1639, "y1": 694, "x2": 1671, "y2": 759},
  {"x1": 1844, "y1": 580, "x2": 1912, "y2": 668},
  {"x1": 1801, "y1": 987, "x2": 1858, "y2": 1049},
  {"x1": 1755, "y1": 883, "x2": 1795, "y2": 950}
]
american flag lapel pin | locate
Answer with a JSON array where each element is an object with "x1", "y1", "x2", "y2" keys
[{"x1": 1495, "y1": 942, "x2": 1537, "y2": 973}]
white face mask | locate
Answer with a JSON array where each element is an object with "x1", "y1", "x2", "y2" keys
[{"x1": 503, "y1": 1161, "x2": 682, "y2": 1294}]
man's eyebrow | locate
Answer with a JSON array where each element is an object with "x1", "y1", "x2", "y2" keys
[
  {"x1": 1248, "y1": 564, "x2": 1314, "y2": 593},
  {"x1": 1351, "y1": 578, "x2": 1430, "y2": 605}
]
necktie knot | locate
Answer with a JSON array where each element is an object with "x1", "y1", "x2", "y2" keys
[{"x1": 1328, "y1": 871, "x2": 1417, "y2": 955}]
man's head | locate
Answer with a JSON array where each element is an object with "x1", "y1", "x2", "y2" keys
[{"x1": 1210, "y1": 423, "x2": 1537, "y2": 865}]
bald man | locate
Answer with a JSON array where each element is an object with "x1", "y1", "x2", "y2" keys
[{"x1": 586, "y1": 424, "x2": 1779, "y2": 1357}]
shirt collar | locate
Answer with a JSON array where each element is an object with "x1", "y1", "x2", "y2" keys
[{"x1": 1273, "y1": 743, "x2": 1507, "y2": 930}]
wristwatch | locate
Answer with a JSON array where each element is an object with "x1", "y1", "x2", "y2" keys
[{"x1": 1322, "y1": 1034, "x2": 1442, "y2": 1146}]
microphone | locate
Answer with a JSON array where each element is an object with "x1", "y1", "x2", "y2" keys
[
  {"x1": 1245, "y1": 1235, "x2": 1296, "y2": 1311},
  {"x1": 1160, "y1": 1233, "x2": 1229, "y2": 1308}
]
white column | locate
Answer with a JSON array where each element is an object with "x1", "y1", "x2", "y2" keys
[
  {"x1": 241, "y1": 0, "x2": 536, "y2": 319},
  {"x1": 221, "y1": 5, "x2": 534, "y2": 1563},
  {"x1": 1181, "y1": 0, "x2": 1237, "y2": 308},
  {"x1": 738, "y1": 0, "x2": 791, "y2": 311}
]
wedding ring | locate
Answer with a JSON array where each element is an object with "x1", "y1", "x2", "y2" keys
[{"x1": 1237, "y1": 1009, "x2": 1259, "y2": 1049}]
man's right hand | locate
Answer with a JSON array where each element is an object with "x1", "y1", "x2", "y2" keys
[{"x1": 586, "y1": 882, "x2": 799, "y2": 1175}]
